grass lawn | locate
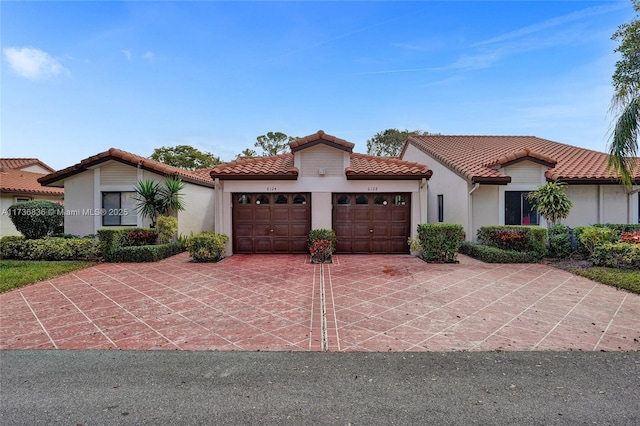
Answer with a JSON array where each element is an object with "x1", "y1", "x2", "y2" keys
[
  {"x1": 0, "y1": 260, "x2": 96, "y2": 292},
  {"x1": 571, "y1": 267, "x2": 640, "y2": 295}
]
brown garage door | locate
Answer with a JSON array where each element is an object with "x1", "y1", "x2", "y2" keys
[
  {"x1": 233, "y1": 193, "x2": 311, "y2": 254},
  {"x1": 333, "y1": 193, "x2": 410, "y2": 254}
]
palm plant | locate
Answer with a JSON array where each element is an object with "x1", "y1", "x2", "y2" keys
[
  {"x1": 607, "y1": 0, "x2": 639, "y2": 188},
  {"x1": 133, "y1": 177, "x2": 186, "y2": 227}
]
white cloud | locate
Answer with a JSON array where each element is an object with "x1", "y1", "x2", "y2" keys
[
  {"x1": 143, "y1": 51, "x2": 154, "y2": 63},
  {"x1": 3, "y1": 47, "x2": 68, "y2": 79},
  {"x1": 122, "y1": 50, "x2": 132, "y2": 60}
]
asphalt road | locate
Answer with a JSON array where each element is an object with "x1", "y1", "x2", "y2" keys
[{"x1": 1, "y1": 350, "x2": 639, "y2": 425}]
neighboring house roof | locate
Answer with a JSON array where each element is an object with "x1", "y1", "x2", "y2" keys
[
  {"x1": 211, "y1": 130, "x2": 432, "y2": 180},
  {"x1": 402, "y1": 135, "x2": 640, "y2": 184},
  {"x1": 0, "y1": 158, "x2": 56, "y2": 173},
  {"x1": 0, "y1": 168, "x2": 65, "y2": 196},
  {"x1": 38, "y1": 148, "x2": 214, "y2": 188}
]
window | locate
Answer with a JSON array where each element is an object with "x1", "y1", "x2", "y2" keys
[
  {"x1": 392, "y1": 195, "x2": 406, "y2": 205},
  {"x1": 238, "y1": 195, "x2": 251, "y2": 204},
  {"x1": 374, "y1": 195, "x2": 388, "y2": 205},
  {"x1": 505, "y1": 191, "x2": 538, "y2": 225},
  {"x1": 337, "y1": 195, "x2": 350, "y2": 205},
  {"x1": 102, "y1": 192, "x2": 137, "y2": 226},
  {"x1": 256, "y1": 194, "x2": 270, "y2": 205},
  {"x1": 437, "y1": 195, "x2": 444, "y2": 222},
  {"x1": 293, "y1": 194, "x2": 307, "y2": 204},
  {"x1": 355, "y1": 195, "x2": 368, "y2": 204},
  {"x1": 275, "y1": 195, "x2": 288, "y2": 204},
  {"x1": 15, "y1": 197, "x2": 31, "y2": 203}
]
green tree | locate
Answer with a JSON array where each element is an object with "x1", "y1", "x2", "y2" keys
[
  {"x1": 237, "y1": 148, "x2": 258, "y2": 158},
  {"x1": 366, "y1": 128, "x2": 430, "y2": 157},
  {"x1": 254, "y1": 132, "x2": 297, "y2": 156},
  {"x1": 608, "y1": 0, "x2": 640, "y2": 188},
  {"x1": 133, "y1": 177, "x2": 186, "y2": 227},
  {"x1": 150, "y1": 145, "x2": 221, "y2": 170},
  {"x1": 526, "y1": 182, "x2": 573, "y2": 227}
]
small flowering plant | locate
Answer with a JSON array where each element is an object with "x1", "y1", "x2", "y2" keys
[
  {"x1": 621, "y1": 231, "x2": 640, "y2": 244},
  {"x1": 310, "y1": 239, "x2": 333, "y2": 263}
]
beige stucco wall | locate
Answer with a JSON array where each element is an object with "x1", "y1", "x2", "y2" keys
[
  {"x1": 178, "y1": 182, "x2": 215, "y2": 236},
  {"x1": 0, "y1": 194, "x2": 64, "y2": 237},
  {"x1": 563, "y1": 185, "x2": 599, "y2": 227},
  {"x1": 21, "y1": 164, "x2": 52, "y2": 174},
  {"x1": 401, "y1": 144, "x2": 470, "y2": 237},
  {"x1": 470, "y1": 185, "x2": 499, "y2": 241},
  {"x1": 62, "y1": 171, "x2": 96, "y2": 236}
]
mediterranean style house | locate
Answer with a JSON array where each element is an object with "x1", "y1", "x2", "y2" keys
[
  {"x1": 0, "y1": 158, "x2": 65, "y2": 236},
  {"x1": 36, "y1": 130, "x2": 639, "y2": 252},
  {"x1": 400, "y1": 135, "x2": 640, "y2": 240}
]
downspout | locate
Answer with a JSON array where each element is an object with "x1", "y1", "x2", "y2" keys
[{"x1": 468, "y1": 183, "x2": 480, "y2": 242}]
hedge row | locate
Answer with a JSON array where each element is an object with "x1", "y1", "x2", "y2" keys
[
  {"x1": 477, "y1": 225, "x2": 547, "y2": 258},
  {"x1": 0, "y1": 236, "x2": 99, "y2": 261},
  {"x1": 592, "y1": 243, "x2": 640, "y2": 270},
  {"x1": 459, "y1": 242, "x2": 540, "y2": 263},
  {"x1": 109, "y1": 242, "x2": 184, "y2": 263}
]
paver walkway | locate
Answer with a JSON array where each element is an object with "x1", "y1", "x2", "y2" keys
[{"x1": 1, "y1": 253, "x2": 638, "y2": 351}]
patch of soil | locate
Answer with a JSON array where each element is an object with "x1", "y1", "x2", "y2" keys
[{"x1": 544, "y1": 257, "x2": 593, "y2": 272}]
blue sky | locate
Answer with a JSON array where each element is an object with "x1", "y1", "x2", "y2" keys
[{"x1": 1, "y1": 1, "x2": 635, "y2": 170}]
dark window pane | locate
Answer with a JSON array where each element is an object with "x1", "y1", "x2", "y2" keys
[
  {"x1": 293, "y1": 195, "x2": 306, "y2": 204},
  {"x1": 275, "y1": 195, "x2": 288, "y2": 204},
  {"x1": 102, "y1": 192, "x2": 121, "y2": 226},
  {"x1": 505, "y1": 191, "x2": 521, "y2": 225},
  {"x1": 438, "y1": 195, "x2": 444, "y2": 222},
  {"x1": 256, "y1": 194, "x2": 270, "y2": 205},
  {"x1": 522, "y1": 195, "x2": 538, "y2": 225},
  {"x1": 238, "y1": 195, "x2": 251, "y2": 204},
  {"x1": 374, "y1": 195, "x2": 387, "y2": 205},
  {"x1": 355, "y1": 195, "x2": 368, "y2": 204},
  {"x1": 393, "y1": 195, "x2": 406, "y2": 205},
  {"x1": 337, "y1": 195, "x2": 350, "y2": 205}
]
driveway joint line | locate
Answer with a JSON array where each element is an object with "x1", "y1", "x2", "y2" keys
[
  {"x1": 19, "y1": 290, "x2": 58, "y2": 349},
  {"x1": 320, "y1": 265, "x2": 328, "y2": 351},
  {"x1": 81, "y1": 270, "x2": 182, "y2": 350},
  {"x1": 532, "y1": 281, "x2": 599, "y2": 350},
  {"x1": 326, "y1": 264, "x2": 341, "y2": 351},
  {"x1": 48, "y1": 281, "x2": 118, "y2": 347},
  {"x1": 593, "y1": 292, "x2": 629, "y2": 351}
]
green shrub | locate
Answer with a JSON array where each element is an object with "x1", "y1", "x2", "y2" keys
[
  {"x1": 0, "y1": 236, "x2": 26, "y2": 259},
  {"x1": 591, "y1": 243, "x2": 640, "y2": 270},
  {"x1": 0, "y1": 236, "x2": 98, "y2": 261},
  {"x1": 97, "y1": 227, "x2": 156, "y2": 260},
  {"x1": 308, "y1": 229, "x2": 337, "y2": 251},
  {"x1": 591, "y1": 223, "x2": 640, "y2": 237},
  {"x1": 477, "y1": 226, "x2": 547, "y2": 258},
  {"x1": 460, "y1": 242, "x2": 540, "y2": 263},
  {"x1": 186, "y1": 232, "x2": 229, "y2": 262},
  {"x1": 109, "y1": 242, "x2": 183, "y2": 262},
  {"x1": 578, "y1": 227, "x2": 617, "y2": 257},
  {"x1": 417, "y1": 224, "x2": 465, "y2": 263},
  {"x1": 7, "y1": 200, "x2": 64, "y2": 239},
  {"x1": 548, "y1": 224, "x2": 573, "y2": 258},
  {"x1": 156, "y1": 216, "x2": 178, "y2": 244}
]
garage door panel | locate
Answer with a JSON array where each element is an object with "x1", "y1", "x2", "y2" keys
[
  {"x1": 372, "y1": 208, "x2": 390, "y2": 221},
  {"x1": 290, "y1": 208, "x2": 308, "y2": 221},
  {"x1": 254, "y1": 208, "x2": 271, "y2": 221},
  {"x1": 352, "y1": 209, "x2": 370, "y2": 221},
  {"x1": 391, "y1": 209, "x2": 409, "y2": 221},
  {"x1": 291, "y1": 224, "x2": 310, "y2": 238},
  {"x1": 333, "y1": 193, "x2": 410, "y2": 254},
  {"x1": 233, "y1": 193, "x2": 310, "y2": 254}
]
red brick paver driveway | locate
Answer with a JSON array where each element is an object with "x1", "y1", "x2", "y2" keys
[{"x1": 1, "y1": 253, "x2": 638, "y2": 352}]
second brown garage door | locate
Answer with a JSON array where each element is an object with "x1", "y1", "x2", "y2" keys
[
  {"x1": 333, "y1": 193, "x2": 410, "y2": 254},
  {"x1": 233, "y1": 193, "x2": 311, "y2": 254}
]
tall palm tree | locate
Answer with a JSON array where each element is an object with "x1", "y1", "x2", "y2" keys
[{"x1": 607, "y1": 0, "x2": 639, "y2": 188}]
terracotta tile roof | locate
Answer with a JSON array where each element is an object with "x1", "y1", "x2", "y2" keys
[
  {"x1": 1, "y1": 168, "x2": 64, "y2": 196},
  {"x1": 403, "y1": 135, "x2": 640, "y2": 184},
  {"x1": 210, "y1": 154, "x2": 298, "y2": 180},
  {"x1": 38, "y1": 148, "x2": 214, "y2": 188},
  {"x1": 0, "y1": 158, "x2": 56, "y2": 173},
  {"x1": 346, "y1": 154, "x2": 432, "y2": 180},
  {"x1": 289, "y1": 130, "x2": 355, "y2": 153},
  {"x1": 210, "y1": 152, "x2": 431, "y2": 180}
]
